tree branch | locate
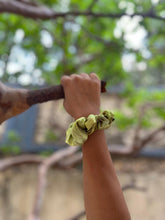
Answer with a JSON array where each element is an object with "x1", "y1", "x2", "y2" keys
[
  {"x1": 67, "y1": 210, "x2": 85, "y2": 220},
  {"x1": 0, "y1": 81, "x2": 106, "y2": 124},
  {"x1": 28, "y1": 146, "x2": 79, "y2": 220},
  {"x1": 140, "y1": 125, "x2": 165, "y2": 149},
  {"x1": 131, "y1": 104, "x2": 148, "y2": 153},
  {"x1": 87, "y1": 0, "x2": 99, "y2": 12},
  {"x1": 0, "y1": 144, "x2": 138, "y2": 173},
  {"x1": 0, "y1": 124, "x2": 164, "y2": 173},
  {"x1": 78, "y1": 23, "x2": 113, "y2": 45},
  {"x1": 0, "y1": 102, "x2": 164, "y2": 171},
  {"x1": 0, "y1": 154, "x2": 44, "y2": 171},
  {"x1": 131, "y1": 102, "x2": 165, "y2": 154},
  {"x1": 0, "y1": 0, "x2": 164, "y2": 21},
  {"x1": 0, "y1": 0, "x2": 54, "y2": 19}
]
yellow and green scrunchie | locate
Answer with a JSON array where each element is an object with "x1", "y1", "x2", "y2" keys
[{"x1": 66, "y1": 110, "x2": 115, "y2": 146}]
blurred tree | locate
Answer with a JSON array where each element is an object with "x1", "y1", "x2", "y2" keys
[
  {"x1": 0, "y1": 0, "x2": 165, "y2": 135},
  {"x1": 0, "y1": 0, "x2": 164, "y2": 87}
]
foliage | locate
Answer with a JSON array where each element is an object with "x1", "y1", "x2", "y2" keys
[
  {"x1": 0, "y1": 0, "x2": 164, "y2": 87},
  {"x1": 45, "y1": 130, "x2": 58, "y2": 142},
  {"x1": 0, "y1": 0, "x2": 164, "y2": 135},
  {"x1": 0, "y1": 130, "x2": 21, "y2": 155},
  {"x1": 40, "y1": 150, "x2": 54, "y2": 157},
  {"x1": 115, "y1": 87, "x2": 165, "y2": 131}
]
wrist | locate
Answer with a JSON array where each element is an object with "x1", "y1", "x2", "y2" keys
[{"x1": 74, "y1": 110, "x2": 100, "y2": 120}]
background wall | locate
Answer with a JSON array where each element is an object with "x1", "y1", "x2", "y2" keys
[{"x1": 0, "y1": 158, "x2": 165, "y2": 220}]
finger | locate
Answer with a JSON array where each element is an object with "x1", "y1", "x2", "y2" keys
[
  {"x1": 89, "y1": 72, "x2": 100, "y2": 81},
  {"x1": 61, "y1": 75, "x2": 71, "y2": 86},
  {"x1": 90, "y1": 73, "x2": 101, "y2": 91},
  {"x1": 80, "y1": 73, "x2": 90, "y2": 79},
  {"x1": 70, "y1": 73, "x2": 78, "y2": 79}
]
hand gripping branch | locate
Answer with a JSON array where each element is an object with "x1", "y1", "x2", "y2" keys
[{"x1": 0, "y1": 80, "x2": 106, "y2": 124}]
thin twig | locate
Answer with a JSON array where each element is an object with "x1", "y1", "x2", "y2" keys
[
  {"x1": 28, "y1": 146, "x2": 79, "y2": 220},
  {"x1": 0, "y1": 155, "x2": 44, "y2": 171},
  {"x1": 67, "y1": 210, "x2": 85, "y2": 220},
  {"x1": 0, "y1": 0, "x2": 164, "y2": 21},
  {"x1": 87, "y1": 0, "x2": 99, "y2": 12},
  {"x1": 140, "y1": 125, "x2": 165, "y2": 149},
  {"x1": 122, "y1": 184, "x2": 146, "y2": 192},
  {"x1": 131, "y1": 104, "x2": 147, "y2": 153},
  {"x1": 131, "y1": 102, "x2": 165, "y2": 154}
]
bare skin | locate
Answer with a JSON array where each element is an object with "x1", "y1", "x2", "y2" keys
[{"x1": 61, "y1": 73, "x2": 131, "y2": 220}]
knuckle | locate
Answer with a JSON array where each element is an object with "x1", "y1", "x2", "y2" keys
[
  {"x1": 90, "y1": 72, "x2": 97, "y2": 77},
  {"x1": 92, "y1": 78, "x2": 100, "y2": 89},
  {"x1": 90, "y1": 72, "x2": 99, "y2": 80},
  {"x1": 72, "y1": 74, "x2": 81, "y2": 82},
  {"x1": 93, "y1": 80, "x2": 100, "y2": 88},
  {"x1": 90, "y1": 72, "x2": 96, "y2": 75},
  {"x1": 80, "y1": 73, "x2": 89, "y2": 78},
  {"x1": 70, "y1": 73, "x2": 77, "y2": 78},
  {"x1": 61, "y1": 75, "x2": 71, "y2": 87}
]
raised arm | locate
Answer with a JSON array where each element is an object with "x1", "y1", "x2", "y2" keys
[{"x1": 61, "y1": 73, "x2": 131, "y2": 220}]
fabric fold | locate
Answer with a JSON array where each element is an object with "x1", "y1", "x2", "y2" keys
[{"x1": 66, "y1": 110, "x2": 115, "y2": 146}]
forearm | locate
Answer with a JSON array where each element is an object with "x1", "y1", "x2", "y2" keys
[
  {"x1": 82, "y1": 130, "x2": 131, "y2": 220},
  {"x1": 61, "y1": 73, "x2": 130, "y2": 219}
]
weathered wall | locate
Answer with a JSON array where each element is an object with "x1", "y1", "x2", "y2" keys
[
  {"x1": 0, "y1": 158, "x2": 165, "y2": 220},
  {"x1": 0, "y1": 166, "x2": 84, "y2": 220}
]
